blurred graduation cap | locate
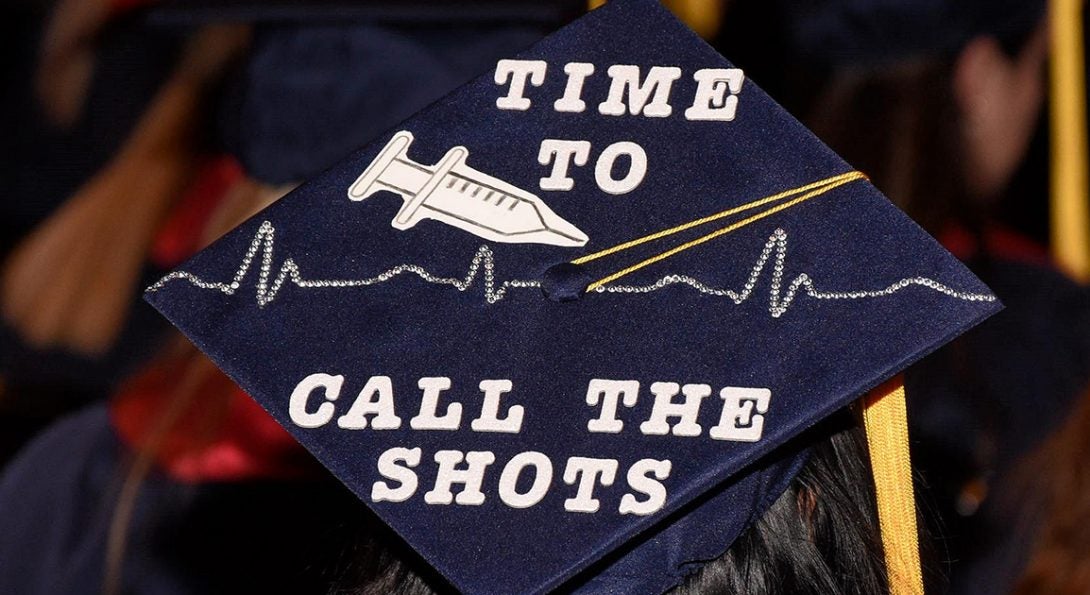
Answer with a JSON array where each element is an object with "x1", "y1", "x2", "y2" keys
[
  {"x1": 774, "y1": 0, "x2": 1045, "y2": 67},
  {"x1": 145, "y1": 0, "x2": 1000, "y2": 592},
  {"x1": 147, "y1": 0, "x2": 584, "y2": 24},
  {"x1": 142, "y1": 0, "x2": 583, "y2": 185},
  {"x1": 773, "y1": 0, "x2": 1090, "y2": 287}
]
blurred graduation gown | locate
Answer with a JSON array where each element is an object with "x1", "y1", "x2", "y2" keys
[{"x1": 0, "y1": 2, "x2": 577, "y2": 594}]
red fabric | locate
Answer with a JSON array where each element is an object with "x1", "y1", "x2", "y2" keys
[
  {"x1": 131, "y1": 156, "x2": 310, "y2": 483},
  {"x1": 938, "y1": 223, "x2": 1053, "y2": 268},
  {"x1": 110, "y1": 361, "x2": 321, "y2": 483},
  {"x1": 150, "y1": 156, "x2": 245, "y2": 268}
]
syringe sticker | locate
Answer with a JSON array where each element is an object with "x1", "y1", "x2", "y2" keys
[{"x1": 346, "y1": 130, "x2": 589, "y2": 248}]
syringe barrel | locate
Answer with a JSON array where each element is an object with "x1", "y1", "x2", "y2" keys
[{"x1": 393, "y1": 146, "x2": 467, "y2": 229}]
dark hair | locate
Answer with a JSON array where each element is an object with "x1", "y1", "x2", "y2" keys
[
  {"x1": 672, "y1": 412, "x2": 889, "y2": 595},
  {"x1": 328, "y1": 411, "x2": 893, "y2": 595}
]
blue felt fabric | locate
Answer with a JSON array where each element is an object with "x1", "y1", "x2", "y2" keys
[
  {"x1": 569, "y1": 443, "x2": 809, "y2": 593},
  {"x1": 145, "y1": 1, "x2": 1000, "y2": 593}
]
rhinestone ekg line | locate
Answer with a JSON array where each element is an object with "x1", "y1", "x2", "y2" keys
[{"x1": 147, "y1": 221, "x2": 996, "y2": 316}]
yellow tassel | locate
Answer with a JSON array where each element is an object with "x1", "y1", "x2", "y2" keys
[
  {"x1": 662, "y1": 0, "x2": 723, "y2": 39},
  {"x1": 1049, "y1": 0, "x2": 1090, "y2": 281},
  {"x1": 573, "y1": 172, "x2": 866, "y2": 290},
  {"x1": 863, "y1": 378, "x2": 924, "y2": 595},
  {"x1": 588, "y1": 1, "x2": 723, "y2": 40}
]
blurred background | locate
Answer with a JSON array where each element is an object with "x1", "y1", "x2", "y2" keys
[{"x1": 1, "y1": 0, "x2": 1089, "y2": 593}]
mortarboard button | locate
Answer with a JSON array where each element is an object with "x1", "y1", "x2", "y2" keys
[
  {"x1": 541, "y1": 262, "x2": 591, "y2": 302},
  {"x1": 145, "y1": 1, "x2": 1001, "y2": 593}
]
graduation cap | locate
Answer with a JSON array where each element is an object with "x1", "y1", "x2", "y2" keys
[
  {"x1": 145, "y1": 0, "x2": 1000, "y2": 592},
  {"x1": 774, "y1": 0, "x2": 1045, "y2": 67},
  {"x1": 147, "y1": 0, "x2": 584, "y2": 24},
  {"x1": 141, "y1": 1, "x2": 582, "y2": 185}
]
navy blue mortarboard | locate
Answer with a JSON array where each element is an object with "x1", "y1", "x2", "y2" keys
[{"x1": 146, "y1": 0, "x2": 1000, "y2": 593}]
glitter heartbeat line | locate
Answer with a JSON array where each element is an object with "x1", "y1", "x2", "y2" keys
[{"x1": 146, "y1": 221, "x2": 996, "y2": 316}]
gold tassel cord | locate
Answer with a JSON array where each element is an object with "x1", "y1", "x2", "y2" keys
[
  {"x1": 575, "y1": 172, "x2": 867, "y2": 291},
  {"x1": 1050, "y1": 0, "x2": 1090, "y2": 281},
  {"x1": 573, "y1": 172, "x2": 863, "y2": 267},
  {"x1": 863, "y1": 378, "x2": 924, "y2": 595}
]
